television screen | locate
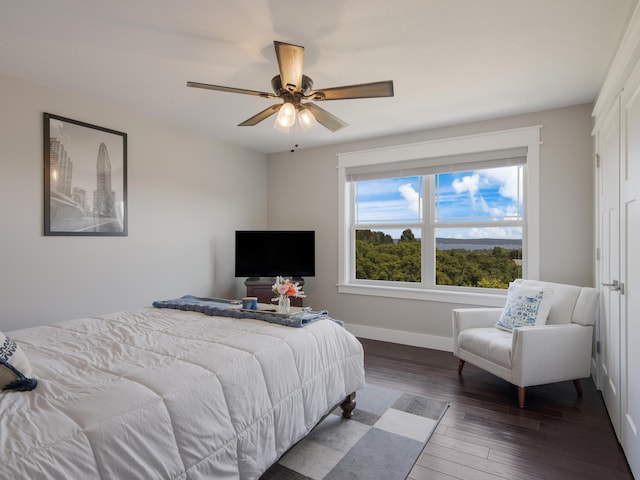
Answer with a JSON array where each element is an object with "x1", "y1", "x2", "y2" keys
[{"x1": 235, "y1": 230, "x2": 315, "y2": 278}]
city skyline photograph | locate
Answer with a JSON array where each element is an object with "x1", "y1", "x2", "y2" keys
[{"x1": 44, "y1": 113, "x2": 127, "y2": 236}]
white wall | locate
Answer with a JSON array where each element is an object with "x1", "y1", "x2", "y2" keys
[
  {"x1": 0, "y1": 73, "x2": 268, "y2": 331},
  {"x1": 0, "y1": 70, "x2": 594, "y2": 345},
  {"x1": 267, "y1": 104, "x2": 595, "y2": 349}
]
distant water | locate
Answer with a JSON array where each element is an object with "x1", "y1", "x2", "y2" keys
[{"x1": 436, "y1": 238, "x2": 522, "y2": 251}]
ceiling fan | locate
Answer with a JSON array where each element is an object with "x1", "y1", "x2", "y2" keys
[{"x1": 187, "y1": 41, "x2": 394, "y2": 133}]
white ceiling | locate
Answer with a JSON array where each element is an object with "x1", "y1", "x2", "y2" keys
[{"x1": 0, "y1": 0, "x2": 635, "y2": 154}]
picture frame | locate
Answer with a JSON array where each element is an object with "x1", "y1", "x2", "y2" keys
[{"x1": 43, "y1": 113, "x2": 127, "y2": 236}]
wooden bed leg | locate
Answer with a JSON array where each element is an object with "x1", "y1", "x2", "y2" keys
[
  {"x1": 573, "y1": 379, "x2": 583, "y2": 397},
  {"x1": 340, "y1": 392, "x2": 356, "y2": 418},
  {"x1": 458, "y1": 359, "x2": 465, "y2": 375},
  {"x1": 518, "y1": 386, "x2": 526, "y2": 408}
]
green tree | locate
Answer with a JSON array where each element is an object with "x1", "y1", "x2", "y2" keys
[
  {"x1": 356, "y1": 230, "x2": 520, "y2": 288},
  {"x1": 356, "y1": 229, "x2": 393, "y2": 245},
  {"x1": 399, "y1": 229, "x2": 416, "y2": 242}
]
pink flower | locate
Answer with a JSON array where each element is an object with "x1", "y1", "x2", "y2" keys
[{"x1": 272, "y1": 276, "x2": 305, "y2": 298}]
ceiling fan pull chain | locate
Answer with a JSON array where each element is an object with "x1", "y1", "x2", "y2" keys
[{"x1": 290, "y1": 125, "x2": 299, "y2": 152}]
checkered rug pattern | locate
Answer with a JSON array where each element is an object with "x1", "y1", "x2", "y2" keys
[{"x1": 260, "y1": 384, "x2": 449, "y2": 480}]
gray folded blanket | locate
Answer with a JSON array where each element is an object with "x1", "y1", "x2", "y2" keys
[{"x1": 152, "y1": 295, "x2": 343, "y2": 328}]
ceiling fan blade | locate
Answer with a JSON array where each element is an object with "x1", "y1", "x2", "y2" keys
[
  {"x1": 274, "y1": 41, "x2": 304, "y2": 93},
  {"x1": 309, "y1": 80, "x2": 394, "y2": 101},
  {"x1": 187, "y1": 81, "x2": 276, "y2": 98},
  {"x1": 238, "y1": 104, "x2": 282, "y2": 126},
  {"x1": 304, "y1": 103, "x2": 348, "y2": 132}
]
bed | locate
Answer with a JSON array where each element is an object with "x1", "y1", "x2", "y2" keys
[{"x1": 0, "y1": 305, "x2": 365, "y2": 479}]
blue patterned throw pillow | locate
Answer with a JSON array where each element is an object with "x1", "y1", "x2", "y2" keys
[
  {"x1": 495, "y1": 282, "x2": 554, "y2": 332},
  {"x1": 0, "y1": 332, "x2": 37, "y2": 392}
]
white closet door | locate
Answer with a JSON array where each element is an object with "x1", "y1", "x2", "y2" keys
[
  {"x1": 598, "y1": 98, "x2": 622, "y2": 440},
  {"x1": 620, "y1": 60, "x2": 640, "y2": 480}
]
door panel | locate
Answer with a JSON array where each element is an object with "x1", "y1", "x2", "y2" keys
[
  {"x1": 599, "y1": 100, "x2": 621, "y2": 439},
  {"x1": 621, "y1": 64, "x2": 640, "y2": 479}
]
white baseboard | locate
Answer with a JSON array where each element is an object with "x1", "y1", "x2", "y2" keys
[{"x1": 345, "y1": 323, "x2": 453, "y2": 352}]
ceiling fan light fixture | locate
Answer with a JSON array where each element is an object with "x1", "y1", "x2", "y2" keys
[
  {"x1": 275, "y1": 102, "x2": 296, "y2": 130},
  {"x1": 273, "y1": 122, "x2": 291, "y2": 133},
  {"x1": 298, "y1": 107, "x2": 317, "y2": 132}
]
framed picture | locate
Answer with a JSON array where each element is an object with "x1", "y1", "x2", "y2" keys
[{"x1": 44, "y1": 113, "x2": 127, "y2": 236}]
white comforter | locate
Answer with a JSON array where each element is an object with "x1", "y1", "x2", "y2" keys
[{"x1": 0, "y1": 308, "x2": 365, "y2": 479}]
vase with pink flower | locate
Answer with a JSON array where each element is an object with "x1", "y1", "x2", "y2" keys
[{"x1": 272, "y1": 276, "x2": 305, "y2": 314}]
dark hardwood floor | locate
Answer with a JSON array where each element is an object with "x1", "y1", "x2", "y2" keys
[{"x1": 360, "y1": 338, "x2": 634, "y2": 480}]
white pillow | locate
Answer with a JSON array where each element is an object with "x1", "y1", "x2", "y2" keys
[
  {"x1": 495, "y1": 282, "x2": 554, "y2": 331},
  {"x1": 0, "y1": 332, "x2": 34, "y2": 391}
]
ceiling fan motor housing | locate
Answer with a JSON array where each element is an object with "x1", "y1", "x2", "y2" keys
[{"x1": 271, "y1": 74, "x2": 314, "y2": 97}]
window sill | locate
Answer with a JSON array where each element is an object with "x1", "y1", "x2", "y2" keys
[{"x1": 337, "y1": 283, "x2": 507, "y2": 307}]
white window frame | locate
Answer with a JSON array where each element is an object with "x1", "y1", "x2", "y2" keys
[{"x1": 337, "y1": 126, "x2": 542, "y2": 307}]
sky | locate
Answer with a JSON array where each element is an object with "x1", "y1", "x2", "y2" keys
[{"x1": 355, "y1": 166, "x2": 523, "y2": 239}]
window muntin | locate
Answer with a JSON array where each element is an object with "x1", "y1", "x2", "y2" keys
[{"x1": 352, "y1": 165, "x2": 524, "y2": 290}]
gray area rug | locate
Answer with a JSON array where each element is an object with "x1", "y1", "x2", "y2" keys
[{"x1": 260, "y1": 383, "x2": 449, "y2": 480}]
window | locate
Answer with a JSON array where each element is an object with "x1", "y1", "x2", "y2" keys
[{"x1": 337, "y1": 127, "x2": 541, "y2": 305}]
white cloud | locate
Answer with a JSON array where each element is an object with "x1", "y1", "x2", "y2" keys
[
  {"x1": 488, "y1": 203, "x2": 520, "y2": 218},
  {"x1": 356, "y1": 199, "x2": 418, "y2": 223},
  {"x1": 452, "y1": 173, "x2": 480, "y2": 203},
  {"x1": 398, "y1": 183, "x2": 420, "y2": 214},
  {"x1": 354, "y1": 178, "x2": 422, "y2": 223},
  {"x1": 481, "y1": 167, "x2": 521, "y2": 201},
  {"x1": 449, "y1": 168, "x2": 521, "y2": 217},
  {"x1": 356, "y1": 179, "x2": 407, "y2": 196}
]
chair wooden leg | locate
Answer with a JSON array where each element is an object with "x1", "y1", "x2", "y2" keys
[
  {"x1": 573, "y1": 379, "x2": 583, "y2": 397},
  {"x1": 458, "y1": 359, "x2": 465, "y2": 375},
  {"x1": 518, "y1": 386, "x2": 526, "y2": 408}
]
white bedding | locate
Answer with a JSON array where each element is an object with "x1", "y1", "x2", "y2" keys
[{"x1": 0, "y1": 307, "x2": 365, "y2": 479}]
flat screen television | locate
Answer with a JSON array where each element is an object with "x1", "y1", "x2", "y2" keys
[{"x1": 235, "y1": 230, "x2": 315, "y2": 278}]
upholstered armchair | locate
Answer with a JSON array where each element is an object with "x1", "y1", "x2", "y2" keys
[{"x1": 452, "y1": 279, "x2": 600, "y2": 408}]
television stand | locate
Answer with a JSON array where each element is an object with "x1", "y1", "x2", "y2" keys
[{"x1": 244, "y1": 277, "x2": 304, "y2": 307}]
